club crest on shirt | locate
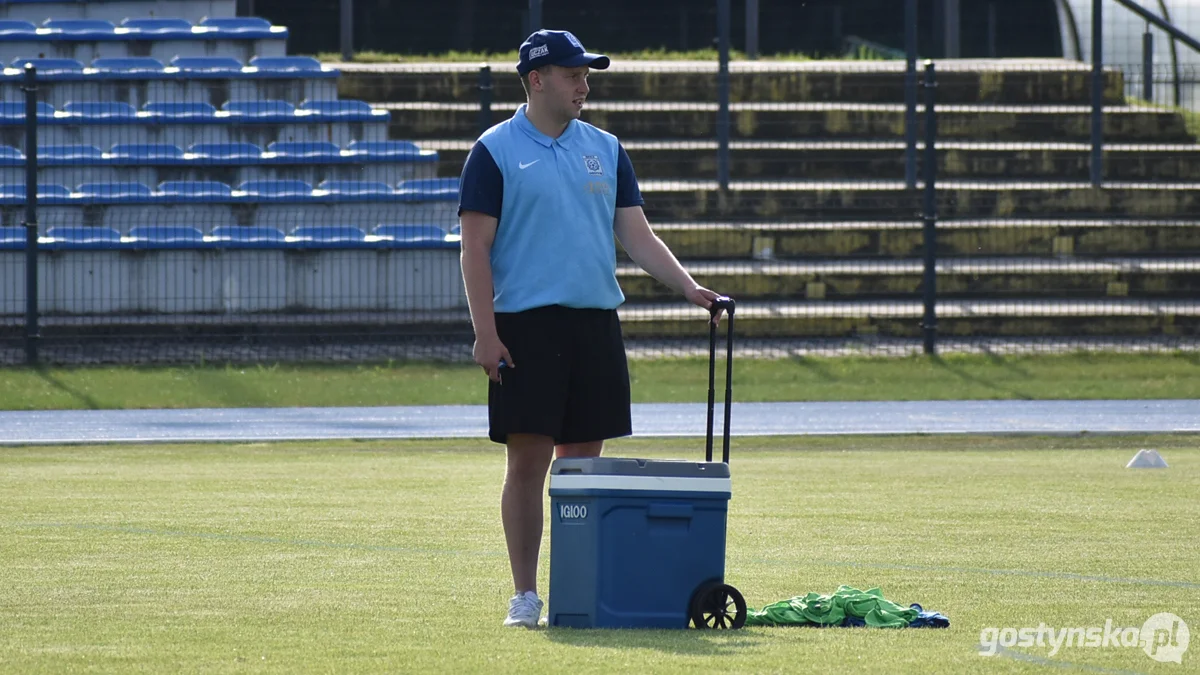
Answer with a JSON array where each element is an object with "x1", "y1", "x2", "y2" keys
[{"x1": 582, "y1": 155, "x2": 603, "y2": 176}]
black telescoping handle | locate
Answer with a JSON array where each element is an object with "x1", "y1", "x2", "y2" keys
[{"x1": 705, "y1": 296, "x2": 736, "y2": 464}]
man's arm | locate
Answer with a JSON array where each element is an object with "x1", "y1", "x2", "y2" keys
[
  {"x1": 460, "y1": 211, "x2": 511, "y2": 382},
  {"x1": 457, "y1": 141, "x2": 512, "y2": 381},
  {"x1": 614, "y1": 206, "x2": 725, "y2": 320}
]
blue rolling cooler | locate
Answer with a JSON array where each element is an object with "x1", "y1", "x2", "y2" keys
[{"x1": 547, "y1": 297, "x2": 745, "y2": 629}]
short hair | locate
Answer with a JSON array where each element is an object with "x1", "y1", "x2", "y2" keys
[{"x1": 520, "y1": 65, "x2": 551, "y2": 96}]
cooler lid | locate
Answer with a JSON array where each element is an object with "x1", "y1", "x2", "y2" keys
[{"x1": 550, "y1": 457, "x2": 730, "y2": 479}]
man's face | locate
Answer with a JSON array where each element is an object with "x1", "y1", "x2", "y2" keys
[{"x1": 534, "y1": 65, "x2": 590, "y2": 121}]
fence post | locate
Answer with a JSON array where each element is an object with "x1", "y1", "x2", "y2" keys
[
  {"x1": 478, "y1": 65, "x2": 493, "y2": 137},
  {"x1": 943, "y1": 0, "x2": 961, "y2": 58},
  {"x1": 921, "y1": 60, "x2": 938, "y2": 356},
  {"x1": 340, "y1": 0, "x2": 354, "y2": 62},
  {"x1": 716, "y1": 0, "x2": 731, "y2": 191},
  {"x1": 528, "y1": 0, "x2": 543, "y2": 34},
  {"x1": 1143, "y1": 27, "x2": 1154, "y2": 101},
  {"x1": 22, "y1": 64, "x2": 38, "y2": 365},
  {"x1": 905, "y1": 0, "x2": 918, "y2": 190},
  {"x1": 745, "y1": 0, "x2": 759, "y2": 60},
  {"x1": 1091, "y1": 0, "x2": 1104, "y2": 187}
]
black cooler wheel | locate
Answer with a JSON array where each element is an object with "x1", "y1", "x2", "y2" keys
[{"x1": 689, "y1": 581, "x2": 746, "y2": 629}]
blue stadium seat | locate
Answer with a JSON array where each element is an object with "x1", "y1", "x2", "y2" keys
[
  {"x1": 170, "y1": 56, "x2": 244, "y2": 74},
  {"x1": 267, "y1": 141, "x2": 341, "y2": 160},
  {"x1": 0, "y1": 101, "x2": 54, "y2": 122},
  {"x1": 373, "y1": 224, "x2": 457, "y2": 249},
  {"x1": 236, "y1": 180, "x2": 312, "y2": 199},
  {"x1": 396, "y1": 178, "x2": 459, "y2": 200},
  {"x1": 0, "y1": 225, "x2": 25, "y2": 250},
  {"x1": 290, "y1": 225, "x2": 370, "y2": 248},
  {"x1": 127, "y1": 225, "x2": 207, "y2": 248},
  {"x1": 64, "y1": 101, "x2": 138, "y2": 120},
  {"x1": 198, "y1": 17, "x2": 284, "y2": 39},
  {"x1": 224, "y1": 100, "x2": 295, "y2": 121},
  {"x1": 40, "y1": 144, "x2": 104, "y2": 161},
  {"x1": 157, "y1": 181, "x2": 233, "y2": 200},
  {"x1": 120, "y1": 17, "x2": 195, "y2": 38},
  {"x1": 11, "y1": 58, "x2": 85, "y2": 75},
  {"x1": 0, "y1": 145, "x2": 24, "y2": 164},
  {"x1": 143, "y1": 102, "x2": 219, "y2": 120},
  {"x1": 189, "y1": 142, "x2": 263, "y2": 160},
  {"x1": 0, "y1": 183, "x2": 72, "y2": 201},
  {"x1": 76, "y1": 181, "x2": 154, "y2": 201},
  {"x1": 299, "y1": 99, "x2": 387, "y2": 121},
  {"x1": 0, "y1": 20, "x2": 38, "y2": 37},
  {"x1": 249, "y1": 56, "x2": 325, "y2": 73},
  {"x1": 92, "y1": 57, "x2": 166, "y2": 74},
  {"x1": 45, "y1": 226, "x2": 124, "y2": 250},
  {"x1": 318, "y1": 180, "x2": 393, "y2": 197},
  {"x1": 42, "y1": 19, "x2": 118, "y2": 38},
  {"x1": 347, "y1": 140, "x2": 428, "y2": 160},
  {"x1": 210, "y1": 225, "x2": 286, "y2": 248},
  {"x1": 110, "y1": 144, "x2": 185, "y2": 161}
]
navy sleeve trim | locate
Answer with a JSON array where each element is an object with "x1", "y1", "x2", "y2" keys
[
  {"x1": 458, "y1": 141, "x2": 503, "y2": 218},
  {"x1": 615, "y1": 143, "x2": 644, "y2": 209}
]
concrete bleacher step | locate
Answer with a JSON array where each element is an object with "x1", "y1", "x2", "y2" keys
[
  {"x1": 615, "y1": 298, "x2": 1200, "y2": 339},
  {"x1": 429, "y1": 139, "x2": 1200, "y2": 182},
  {"x1": 336, "y1": 59, "x2": 1127, "y2": 106},
  {"x1": 0, "y1": 0, "x2": 236, "y2": 24},
  {"x1": 638, "y1": 219, "x2": 1200, "y2": 259},
  {"x1": 636, "y1": 181, "x2": 1200, "y2": 221},
  {"x1": 615, "y1": 258, "x2": 1200, "y2": 301},
  {"x1": 385, "y1": 101, "x2": 1192, "y2": 143}
]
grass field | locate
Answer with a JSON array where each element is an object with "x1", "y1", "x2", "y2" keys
[
  {"x1": 3, "y1": 352, "x2": 1199, "y2": 410},
  {"x1": 3, "y1": 434, "x2": 1197, "y2": 673}
]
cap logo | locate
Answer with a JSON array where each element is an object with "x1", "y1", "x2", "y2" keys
[
  {"x1": 529, "y1": 44, "x2": 550, "y2": 59},
  {"x1": 565, "y1": 33, "x2": 583, "y2": 49}
]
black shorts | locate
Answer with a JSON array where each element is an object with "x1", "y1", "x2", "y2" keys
[{"x1": 488, "y1": 305, "x2": 632, "y2": 445}]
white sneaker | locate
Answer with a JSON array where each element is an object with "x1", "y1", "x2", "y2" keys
[{"x1": 503, "y1": 591, "x2": 544, "y2": 628}]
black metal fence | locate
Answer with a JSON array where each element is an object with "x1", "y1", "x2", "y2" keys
[{"x1": 2, "y1": 0, "x2": 1199, "y2": 365}]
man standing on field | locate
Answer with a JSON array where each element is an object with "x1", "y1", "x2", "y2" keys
[{"x1": 457, "y1": 29, "x2": 726, "y2": 628}]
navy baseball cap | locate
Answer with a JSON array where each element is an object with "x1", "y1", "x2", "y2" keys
[{"x1": 517, "y1": 29, "x2": 610, "y2": 76}]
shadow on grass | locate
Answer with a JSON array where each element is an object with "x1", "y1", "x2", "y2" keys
[
  {"x1": 929, "y1": 356, "x2": 1034, "y2": 400},
  {"x1": 785, "y1": 355, "x2": 839, "y2": 382},
  {"x1": 190, "y1": 365, "x2": 268, "y2": 408},
  {"x1": 544, "y1": 626, "x2": 764, "y2": 654},
  {"x1": 34, "y1": 367, "x2": 103, "y2": 409}
]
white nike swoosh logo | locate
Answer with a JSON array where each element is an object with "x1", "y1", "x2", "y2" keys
[{"x1": 519, "y1": 160, "x2": 540, "y2": 169}]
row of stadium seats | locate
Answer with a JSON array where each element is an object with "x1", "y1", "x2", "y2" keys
[
  {"x1": 0, "y1": 140, "x2": 436, "y2": 163},
  {"x1": 4, "y1": 55, "x2": 335, "y2": 78},
  {"x1": 0, "y1": 178, "x2": 459, "y2": 202},
  {"x1": 0, "y1": 16, "x2": 285, "y2": 39},
  {"x1": 0, "y1": 0, "x2": 237, "y2": 25},
  {"x1": 0, "y1": 224, "x2": 460, "y2": 250},
  {"x1": 0, "y1": 99, "x2": 388, "y2": 122}
]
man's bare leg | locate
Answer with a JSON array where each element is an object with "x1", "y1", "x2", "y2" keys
[
  {"x1": 503, "y1": 433, "x2": 556, "y2": 593},
  {"x1": 555, "y1": 440, "x2": 604, "y2": 459}
]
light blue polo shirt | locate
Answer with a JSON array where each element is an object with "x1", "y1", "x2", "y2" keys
[{"x1": 457, "y1": 104, "x2": 644, "y2": 314}]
